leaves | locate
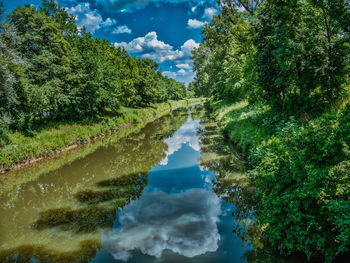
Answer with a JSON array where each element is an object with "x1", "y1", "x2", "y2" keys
[{"x1": 0, "y1": 0, "x2": 188, "y2": 130}]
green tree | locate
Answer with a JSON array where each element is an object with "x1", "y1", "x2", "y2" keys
[
  {"x1": 255, "y1": 0, "x2": 349, "y2": 114},
  {"x1": 109, "y1": 46, "x2": 138, "y2": 106},
  {"x1": 0, "y1": 0, "x2": 187, "y2": 131},
  {"x1": 192, "y1": 4, "x2": 255, "y2": 101},
  {"x1": 39, "y1": 0, "x2": 78, "y2": 41},
  {"x1": 133, "y1": 58, "x2": 164, "y2": 106},
  {"x1": 74, "y1": 34, "x2": 121, "y2": 116},
  {"x1": 0, "y1": 1, "x2": 27, "y2": 131},
  {"x1": 8, "y1": 5, "x2": 86, "y2": 120}
]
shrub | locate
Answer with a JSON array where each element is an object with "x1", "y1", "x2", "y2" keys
[
  {"x1": 250, "y1": 111, "x2": 349, "y2": 262},
  {"x1": 0, "y1": 119, "x2": 9, "y2": 147}
]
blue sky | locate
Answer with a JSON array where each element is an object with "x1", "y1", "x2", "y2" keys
[{"x1": 3, "y1": 0, "x2": 219, "y2": 84}]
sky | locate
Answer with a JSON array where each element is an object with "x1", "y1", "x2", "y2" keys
[{"x1": 2, "y1": 0, "x2": 219, "y2": 84}]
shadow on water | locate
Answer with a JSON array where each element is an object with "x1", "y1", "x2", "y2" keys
[
  {"x1": 33, "y1": 171, "x2": 148, "y2": 233},
  {"x1": 0, "y1": 109, "x2": 189, "y2": 262}
]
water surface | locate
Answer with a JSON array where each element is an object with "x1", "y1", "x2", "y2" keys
[{"x1": 0, "y1": 107, "x2": 291, "y2": 262}]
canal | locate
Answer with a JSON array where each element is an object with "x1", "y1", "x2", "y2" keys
[{"x1": 0, "y1": 107, "x2": 297, "y2": 262}]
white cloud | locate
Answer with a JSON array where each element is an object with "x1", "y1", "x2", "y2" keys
[
  {"x1": 66, "y1": 3, "x2": 116, "y2": 33},
  {"x1": 112, "y1": 25, "x2": 132, "y2": 34},
  {"x1": 162, "y1": 71, "x2": 177, "y2": 78},
  {"x1": 159, "y1": 117, "x2": 201, "y2": 166},
  {"x1": 176, "y1": 63, "x2": 191, "y2": 69},
  {"x1": 191, "y1": 6, "x2": 197, "y2": 13},
  {"x1": 177, "y1": 69, "x2": 187, "y2": 76},
  {"x1": 203, "y1": 7, "x2": 218, "y2": 20},
  {"x1": 114, "y1": 33, "x2": 198, "y2": 83},
  {"x1": 237, "y1": 5, "x2": 246, "y2": 12},
  {"x1": 115, "y1": 32, "x2": 172, "y2": 53},
  {"x1": 187, "y1": 18, "x2": 206, "y2": 29},
  {"x1": 102, "y1": 189, "x2": 221, "y2": 261},
  {"x1": 101, "y1": 17, "x2": 117, "y2": 28},
  {"x1": 162, "y1": 70, "x2": 195, "y2": 85},
  {"x1": 181, "y1": 39, "x2": 200, "y2": 56},
  {"x1": 114, "y1": 32, "x2": 199, "y2": 64}
]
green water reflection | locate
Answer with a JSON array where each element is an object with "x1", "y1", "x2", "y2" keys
[
  {"x1": 0, "y1": 109, "x2": 189, "y2": 262},
  {"x1": 0, "y1": 107, "x2": 307, "y2": 263},
  {"x1": 197, "y1": 113, "x2": 307, "y2": 263}
]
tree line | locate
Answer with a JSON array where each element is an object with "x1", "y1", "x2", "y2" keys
[
  {"x1": 0, "y1": 0, "x2": 188, "y2": 134},
  {"x1": 191, "y1": 0, "x2": 349, "y2": 261},
  {"x1": 191, "y1": 0, "x2": 349, "y2": 114}
]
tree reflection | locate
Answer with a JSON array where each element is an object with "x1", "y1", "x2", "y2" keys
[
  {"x1": 197, "y1": 113, "x2": 307, "y2": 263},
  {"x1": 197, "y1": 115, "x2": 260, "y2": 253},
  {"x1": 0, "y1": 109, "x2": 189, "y2": 262}
]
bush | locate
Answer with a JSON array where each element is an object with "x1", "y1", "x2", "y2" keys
[
  {"x1": 250, "y1": 110, "x2": 349, "y2": 262},
  {"x1": 0, "y1": 119, "x2": 9, "y2": 147}
]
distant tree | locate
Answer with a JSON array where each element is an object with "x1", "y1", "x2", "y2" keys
[
  {"x1": 164, "y1": 77, "x2": 187, "y2": 100},
  {"x1": 109, "y1": 46, "x2": 138, "y2": 106},
  {"x1": 133, "y1": 58, "x2": 162, "y2": 106}
]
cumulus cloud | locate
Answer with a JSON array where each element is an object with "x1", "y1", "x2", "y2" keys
[
  {"x1": 176, "y1": 63, "x2": 191, "y2": 69},
  {"x1": 181, "y1": 39, "x2": 200, "y2": 56},
  {"x1": 114, "y1": 32, "x2": 199, "y2": 63},
  {"x1": 112, "y1": 25, "x2": 132, "y2": 34},
  {"x1": 115, "y1": 32, "x2": 171, "y2": 53},
  {"x1": 102, "y1": 189, "x2": 221, "y2": 261},
  {"x1": 101, "y1": 17, "x2": 117, "y2": 27},
  {"x1": 162, "y1": 70, "x2": 195, "y2": 85},
  {"x1": 177, "y1": 68, "x2": 187, "y2": 75},
  {"x1": 66, "y1": 3, "x2": 117, "y2": 33},
  {"x1": 203, "y1": 7, "x2": 218, "y2": 20},
  {"x1": 162, "y1": 70, "x2": 182, "y2": 78},
  {"x1": 114, "y1": 33, "x2": 198, "y2": 83},
  {"x1": 187, "y1": 18, "x2": 206, "y2": 29},
  {"x1": 159, "y1": 117, "x2": 201, "y2": 165}
]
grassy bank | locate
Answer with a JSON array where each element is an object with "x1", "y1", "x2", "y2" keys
[
  {"x1": 0, "y1": 98, "x2": 203, "y2": 174},
  {"x1": 207, "y1": 99, "x2": 350, "y2": 262},
  {"x1": 207, "y1": 100, "x2": 271, "y2": 154}
]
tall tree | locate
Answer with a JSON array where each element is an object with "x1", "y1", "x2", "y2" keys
[
  {"x1": 0, "y1": 1, "x2": 27, "y2": 128},
  {"x1": 218, "y1": 0, "x2": 264, "y2": 16},
  {"x1": 39, "y1": 0, "x2": 78, "y2": 41},
  {"x1": 192, "y1": 4, "x2": 255, "y2": 101},
  {"x1": 8, "y1": 5, "x2": 86, "y2": 120},
  {"x1": 74, "y1": 34, "x2": 121, "y2": 116}
]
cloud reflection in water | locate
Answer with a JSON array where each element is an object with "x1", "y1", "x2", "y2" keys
[
  {"x1": 102, "y1": 189, "x2": 221, "y2": 261},
  {"x1": 159, "y1": 117, "x2": 201, "y2": 166}
]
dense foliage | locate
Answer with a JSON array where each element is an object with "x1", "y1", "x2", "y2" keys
[
  {"x1": 192, "y1": 0, "x2": 349, "y2": 261},
  {"x1": 0, "y1": 0, "x2": 188, "y2": 139}
]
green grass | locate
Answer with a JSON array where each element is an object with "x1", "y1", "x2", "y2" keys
[
  {"x1": 208, "y1": 99, "x2": 271, "y2": 154},
  {"x1": 0, "y1": 99, "x2": 203, "y2": 173},
  {"x1": 209, "y1": 99, "x2": 350, "y2": 261}
]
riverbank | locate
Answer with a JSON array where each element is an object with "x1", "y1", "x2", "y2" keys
[
  {"x1": 0, "y1": 99, "x2": 204, "y2": 174},
  {"x1": 206, "y1": 99, "x2": 350, "y2": 262}
]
